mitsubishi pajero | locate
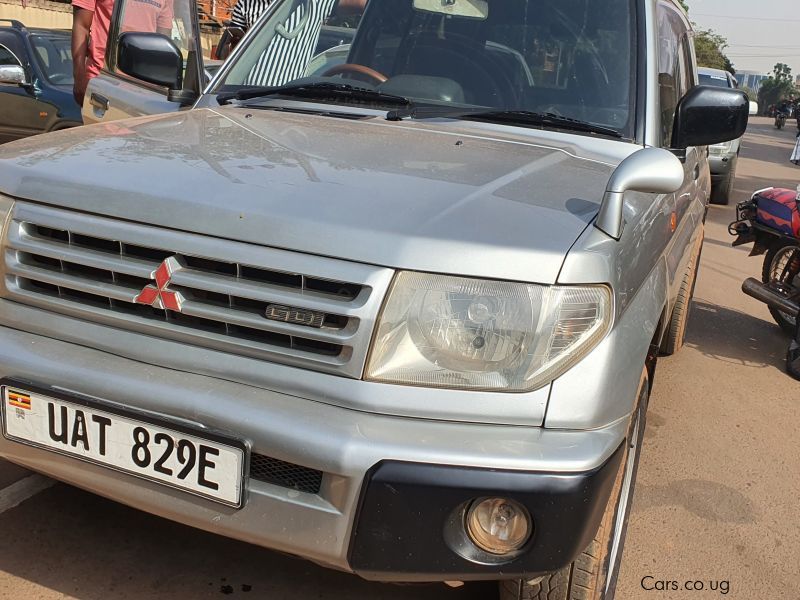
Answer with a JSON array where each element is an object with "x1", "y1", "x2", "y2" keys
[{"x1": 0, "y1": 1, "x2": 748, "y2": 598}]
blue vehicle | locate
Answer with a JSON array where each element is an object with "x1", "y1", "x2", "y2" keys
[{"x1": 0, "y1": 20, "x2": 82, "y2": 144}]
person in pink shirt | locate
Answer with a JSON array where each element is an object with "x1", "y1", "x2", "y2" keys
[
  {"x1": 71, "y1": 0, "x2": 114, "y2": 106},
  {"x1": 121, "y1": 0, "x2": 174, "y2": 37}
]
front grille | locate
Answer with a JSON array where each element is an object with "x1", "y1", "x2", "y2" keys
[
  {"x1": 249, "y1": 453, "x2": 323, "y2": 494},
  {"x1": 2, "y1": 203, "x2": 392, "y2": 378}
]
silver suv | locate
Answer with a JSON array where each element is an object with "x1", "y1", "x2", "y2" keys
[{"x1": 0, "y1": 1, "x2": 747, "y2": 599}]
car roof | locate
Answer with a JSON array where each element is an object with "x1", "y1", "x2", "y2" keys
[
  {"x1": 697, "y1": 66, "x2": 731, "y2": 78},
  {"x1": 27, "y1": 27, "x2": 71, "y2": 38},
  {"x1": 0, "y1": 21, "x2": 70, "y2": 38}
]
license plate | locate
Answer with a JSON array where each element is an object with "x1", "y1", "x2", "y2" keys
[{"x1": 1, "y1": 383, "x2": 246, "y2": 507}]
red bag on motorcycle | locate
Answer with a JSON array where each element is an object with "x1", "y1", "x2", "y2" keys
[{"x1": 754, "y1": 188, "x2": 800, "y2": 237}]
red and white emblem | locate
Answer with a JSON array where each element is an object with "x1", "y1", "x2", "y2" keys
[{"x1": 134, "y1": 256, "x2": 185, "y2": 311}]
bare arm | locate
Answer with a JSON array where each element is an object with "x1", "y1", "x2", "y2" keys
[
  {"x1": 337, "y1": 0, "x2": 366, "y2": 15},
  {"x1": 72, "y1": 6, "x2": 93, "y2": 105}
]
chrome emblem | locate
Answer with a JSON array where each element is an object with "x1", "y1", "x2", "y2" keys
[
  {"x1": 265, "y1": 304, "x2": 324, "y2": 328},
  {"x1": 134, "y1": 256, "x2": 185, "y2": 311}
]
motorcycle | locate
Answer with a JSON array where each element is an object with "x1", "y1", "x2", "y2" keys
[
  {"x1": 775, "y1": 111, "x2": 788, "y2": 129},
  {"x1": 730, "y1": 187, "x2": 800, "y2": 379}
]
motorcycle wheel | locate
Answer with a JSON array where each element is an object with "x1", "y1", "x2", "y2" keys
[
  {"x1": 762, "y1": 239, "x2": 800, "y2": 334},
  {"x1": 788, "y1": 341, "x2": 800, "y2": 380}
]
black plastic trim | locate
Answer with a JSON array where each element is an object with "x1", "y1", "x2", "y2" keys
[
  {"x1": 634, "y1": 0, "x2": 646, "y2": 144},
  {"x1": 349, "y1": 442, "x2": 625, "y2": 582}
]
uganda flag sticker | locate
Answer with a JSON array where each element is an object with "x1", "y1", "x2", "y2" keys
[{"x1": 7, "y1": 390, "x2": 31, "y2": 410}]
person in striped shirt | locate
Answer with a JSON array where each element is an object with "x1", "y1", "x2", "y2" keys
[
  {"x1": 230, "y1": 0, "x2": 274, "y2": 31},
  {"x1": 229, "y1": 0, "x2": 365, "y2": 87}
]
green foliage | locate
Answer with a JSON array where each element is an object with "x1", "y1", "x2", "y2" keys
[
  {"x1": 772, "y1": 63, "x2": 793, "y2": 83},
  {"x1": 679, "y1": 0, "x2": 689, "y2": 12},
  {"x1": 694, "y1": 29, "x2": 734, "y2": 74},
  {"x1": 757, "y1": 63, "x2": 797, "y2": 109}
]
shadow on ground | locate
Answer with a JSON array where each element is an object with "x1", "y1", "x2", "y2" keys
[
  {"x1": 685, "y1": 299, "x2": 789, "y2": 371},
  {"x1": 634, "y1": 479, "x2": 757, "y2": 524},
  {"x1": 0, "y1": 486, "x2": 497, "y2": 600}
]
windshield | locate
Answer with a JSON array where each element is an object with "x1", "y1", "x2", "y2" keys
[
  {"x1": 216, "y1": 0, "x2": 636, "y2": 137},
  {"x1": 30, "y1": 33, "x2": 74, "y2": 87},
  {"x1": 698, "y1": 72, "x2": 731, "y2": 89}
]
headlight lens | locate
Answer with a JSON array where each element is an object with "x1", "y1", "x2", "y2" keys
[{"x1": 365, "y1": 272, "x2": 611, "y2": 392}]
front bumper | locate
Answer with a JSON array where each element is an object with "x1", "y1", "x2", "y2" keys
[
  {"x1": 709, "y1": 153, "x2": 736, "y2": 177},
  {"x1": 350, "y1": 449, "x2": 623, "y2": 581},
  {"x1": 0, "y1": 322, "x2": 627, "y2": 581}
]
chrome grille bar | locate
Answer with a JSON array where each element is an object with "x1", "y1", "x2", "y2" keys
[{"x1": 1, "y1": 203, "x2": 394, "y2": 378}]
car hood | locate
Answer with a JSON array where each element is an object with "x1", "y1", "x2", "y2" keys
[{"x1": 0, "y1": 107, "x2": 623, "y2": 284}]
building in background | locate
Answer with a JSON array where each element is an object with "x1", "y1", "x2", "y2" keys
[{"x1": 737, "y1": 70, "x2": 770, "y2": 93}]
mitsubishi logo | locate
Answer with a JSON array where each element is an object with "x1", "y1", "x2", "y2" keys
[{"x1": 134, "y1": 256, "x2": 184, "y2": 311}]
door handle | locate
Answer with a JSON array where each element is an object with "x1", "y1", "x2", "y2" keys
[{"x1": 90, "y1": 92, "x2": 109, "y2": 112}]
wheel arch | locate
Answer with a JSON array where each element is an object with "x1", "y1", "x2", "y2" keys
[{"x1": 546, "y1": 259, "x2": 668, "y2": 429}]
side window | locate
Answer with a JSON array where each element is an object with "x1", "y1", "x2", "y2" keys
[
  {"x1": 0, "y1": 44, "x2": 22, "y2": 67},
  {"x1": 657, "y1": 3, "x2": 690, "y2": 146},
  {"x1": 679, "y1": 37, "x2": 694, "y2": 93},
  {"x1": 111, "y1": 0, "x2": 192, "y2": 85},
  {"x1": 119, "y1": 0, "x2": 176, "y2": 37}
]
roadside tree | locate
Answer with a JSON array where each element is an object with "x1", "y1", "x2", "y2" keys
[
  {"x1": 694, "y1": 29, "x2": 735, "y2": 73},
  {"x1": 758, "y1": 63, "x2": 797, "y2": 111}
]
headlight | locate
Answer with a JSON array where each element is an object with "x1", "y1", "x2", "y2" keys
[
  {"x1": 0, "y1": 193, "x2": 14, "y2": 235},
  {"x1": 0, "y1": 194, "x2": 15, "y2": 283},
  {"x1": 709, "y1": 141, "x2": 734, "y2": 156},
  {"x1": 365, "y1": 272, "x2": 611, "y2": 392}
]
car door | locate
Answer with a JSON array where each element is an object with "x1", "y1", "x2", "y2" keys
[
  {"x1": 656, "y1": 2, "x2": 700, "y2": 309},
  {"x1": 83, "y1": 0, "x2": 224, "y2": 124},
  {"x1": 0, "y1": 36, "x2": 47, "y2": 142}
]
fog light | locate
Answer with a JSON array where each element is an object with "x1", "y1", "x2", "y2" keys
[{"x1": 465, "y1": 497, "x2": 532, "y2": 555}]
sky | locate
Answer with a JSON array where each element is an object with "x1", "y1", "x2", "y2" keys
[{"x1": 686, "y1": 0, "x2": 798, "y2": 77}]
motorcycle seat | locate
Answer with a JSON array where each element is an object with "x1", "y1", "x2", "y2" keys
[{"x1": 754, "y1": 188, "x2": 800, "y2": 238}]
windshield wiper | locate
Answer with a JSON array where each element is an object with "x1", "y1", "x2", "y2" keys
[
  {"x1": 217, "y1": 82, "x2": 412, "y2": 108},
  {"x1": 463, "y1": 110, "x2": 623, "y2": 138},
  {"x1": 387, "y1": 106, "x2": 622, "y2": 138}
]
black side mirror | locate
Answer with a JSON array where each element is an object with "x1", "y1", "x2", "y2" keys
[
  {"x1": 117, "y1": 32, "x2": 183, "y2": 90},
  {"x1": 671, "y1": 85, "x2": 749, "y2": 149}
]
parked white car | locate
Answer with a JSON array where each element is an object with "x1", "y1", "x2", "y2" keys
[{"x1": 698, "y1": 66, "x2": 743, "y2": 204}]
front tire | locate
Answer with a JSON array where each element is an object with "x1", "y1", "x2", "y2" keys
[
  {"x1": 499, "y1": 368, "x2": 649, "y2": 600},
  {"x1": 709, "y1": 157, "x2": 737, "y2": 205},
  {"x1": 660, "y1": 231, "x2": 703, "y2": 355}
]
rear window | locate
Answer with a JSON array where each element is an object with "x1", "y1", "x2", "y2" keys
[{"x1": 699, "y1": 73, "x2": 731, "y2": 88}]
